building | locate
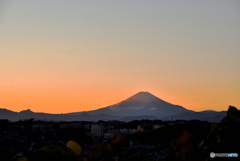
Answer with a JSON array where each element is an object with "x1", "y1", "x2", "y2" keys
[
  {"x1": 91, "y1": 124, "x2": 103, "y2": 137},
  {"x1": 137, "y1": 125, "x2": 144, "y2": 132},
  {"x1": 60, "y1": 123, "x2": 83, "y2": 129},
  {"x1": 32, "y1": 123, "x2": 53, "y2": 132}
]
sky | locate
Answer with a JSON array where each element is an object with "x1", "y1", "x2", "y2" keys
[{"x1": 0, "y1": 0, "x2": 239, "y2": 113}]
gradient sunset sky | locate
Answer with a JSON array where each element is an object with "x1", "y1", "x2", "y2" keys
[{"x1": 0, "y1": 0, "x2": 239, "y2": 113}]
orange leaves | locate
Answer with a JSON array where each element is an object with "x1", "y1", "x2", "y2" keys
[
  {"x1": 66, "y1": 140, "x2": 82, "y2": 156},
  {"x1": 170, "y1": 130, "x2": 191, "y2": 151}
]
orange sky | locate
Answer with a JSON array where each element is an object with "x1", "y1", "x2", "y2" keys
[
  {"x1": 0, "y1": 72, "x2": 239, "y2": 113},
  {"x1": 0, "y1": 1, "x2": 239, "y2": 113}
]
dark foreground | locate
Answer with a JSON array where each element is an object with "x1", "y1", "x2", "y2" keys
[{"x1": 0, "y1": 106, "x2": 239, "y2": 161}]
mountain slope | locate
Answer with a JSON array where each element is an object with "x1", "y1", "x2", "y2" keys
[
  {"x1": 0, "y1": 108, "x2": 120, "y2": 121},
  {"x1": 0, "y1": 92, "x2": 227, "y2": 122},
  {"x1": 160, "y1": 110, "x2": 226, "y2": 122},
  {"x1": 69, "y1": 92, "x2": 190, "y2": 118}
]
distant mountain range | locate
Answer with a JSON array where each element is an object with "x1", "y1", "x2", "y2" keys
[{"x1": 0, "y1": 92, "x2": 226, "y2": 122}]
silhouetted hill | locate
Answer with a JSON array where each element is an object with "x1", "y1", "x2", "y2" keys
[
  {"x1": 0, "y1": 92, "x2": 227, "y2": 122},
  {"x1": 69, "y1": 92, "x2": 189, "y2": 118},
  {"x1": 160, "y1": 110, "x2": 226, "y2": 122},
  {"x1": 0, "y1": 108, "x2": 120, "y2": 121},
  {"x1": 0, "y1": 108, "x2": 18, "y2": 119}
]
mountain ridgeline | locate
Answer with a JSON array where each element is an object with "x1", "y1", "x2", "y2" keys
[
  {"x1": 0, "y1": 92, "x2": 226, "y2": 122},
  {"x1": 69, "y1": 92, "x2": 189, "y2": 117}
]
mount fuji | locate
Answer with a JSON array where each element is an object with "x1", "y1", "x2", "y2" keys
[
  {"x1": 69, "y1": 92, "x2": 190, "y2": 118},
  {"x1": 0, "y1": 92, "x2": 226, "y2": 122}
]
